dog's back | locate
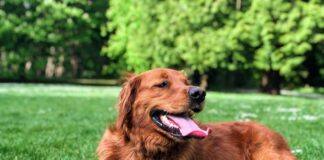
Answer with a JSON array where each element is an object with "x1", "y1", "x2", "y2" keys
[{"x1": 188, "y1": 122, "x2": 296, "y2": 160}]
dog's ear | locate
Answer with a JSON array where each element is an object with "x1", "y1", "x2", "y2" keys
[
  {"x1": 116, "y1": 76, "x2": 141, "y2": 134},
  {"x1": 120, "y1": 72, "x2": 136, "y2": 83},
  {"x1": 179, "y1": 70, "x2": 186, "y2": 75}
]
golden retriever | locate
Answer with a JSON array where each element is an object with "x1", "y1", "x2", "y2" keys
[{"x1": 97, "y1": 68, "x2": 296, "y2": 160}]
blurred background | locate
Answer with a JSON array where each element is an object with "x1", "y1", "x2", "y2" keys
[
  {"x1": 0, "y1": 0, "x2": 324, "y2": 94},
  {"x1": 1, "y1": 1, "x2": 324, "y2": 159}
]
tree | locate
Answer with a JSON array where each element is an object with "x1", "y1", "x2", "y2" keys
[
  {"x1": 104, "y1": 0, "x2": 324, "y2": 93},
  {"x1": 0, "y1": 0, "x2": 108, "y2": 80},
  {"x1": 104, "y1": 0, "x2": 250, "y2": 83},
  {"x1": 236, "y1": 0, "x2": 324, "y2": 94}
]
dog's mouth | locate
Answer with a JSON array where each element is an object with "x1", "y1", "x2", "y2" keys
[{"x1": 150, "y1": 110, "x2": 210, "y2": 139}]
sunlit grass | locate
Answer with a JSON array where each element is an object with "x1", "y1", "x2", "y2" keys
[{"x1": 0, "y1": 83, "x2": 323, "y2": 159}]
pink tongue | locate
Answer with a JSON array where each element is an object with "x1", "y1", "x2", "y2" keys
[{"x1": 167, "y1": 115, "x2": 210, "y2": 138}]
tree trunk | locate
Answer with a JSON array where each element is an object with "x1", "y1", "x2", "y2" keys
[
  {"x1": 200, "y1": 74, "x2": 208, "y2": 89},
  {"x1": 70, "y1": 54, "x2": 78, "y2": 77},
  {"x1": 236, "y1": 0, "x2": 241, "y2": 10},
  {"x1": 191, "y1": 70, "x2": 208, "y2": 89},
  {"x1": 260, "y1": 70, "x2": 281, "y2": 95}
]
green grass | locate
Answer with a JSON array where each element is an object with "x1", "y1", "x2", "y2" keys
[{"x1": 0, "y1": 84, "x2": 323, "y2": 160}]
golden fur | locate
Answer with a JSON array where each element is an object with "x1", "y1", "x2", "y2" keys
[{"x1": 97, "y1": 68, "x2": 296, "y2": 160}]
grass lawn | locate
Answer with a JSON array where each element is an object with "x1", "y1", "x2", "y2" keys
[{"x1": 0, "y1": 83, "x2": 323, "y2": 160}]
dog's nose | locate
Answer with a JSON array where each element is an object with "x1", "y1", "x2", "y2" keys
[{"x1": 188, "y1": 87, "x2": 206, "y2": 104}]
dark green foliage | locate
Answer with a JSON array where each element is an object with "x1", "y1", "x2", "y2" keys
[
  {"x1": 0, "y1": 0, "x2": 108, "y2": 80},
  {"x1": 1, "y1": 0, "x2": 324, "y2": 89}
]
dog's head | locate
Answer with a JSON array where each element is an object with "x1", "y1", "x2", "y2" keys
[{"x1": 116, "y1": 68, "x2": 210, "y2": 143}]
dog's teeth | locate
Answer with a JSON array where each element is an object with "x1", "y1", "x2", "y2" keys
[
  {"x1": 160, "y1": 115, "x2": 168, "y2": 123},
  {"x1": 160, "y1": 114, "x2": 179, "y2": 129},
  {"x1": 161, "y1": 115, "x2": 168, "y2": 121},
  {"x1": 171, "y1": 123, "x2": 179, "y2": 129}
]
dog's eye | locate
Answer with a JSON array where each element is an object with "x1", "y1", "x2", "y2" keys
[{"x1": 156, "y1": 81, "x2": 169, "y2": 88}]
